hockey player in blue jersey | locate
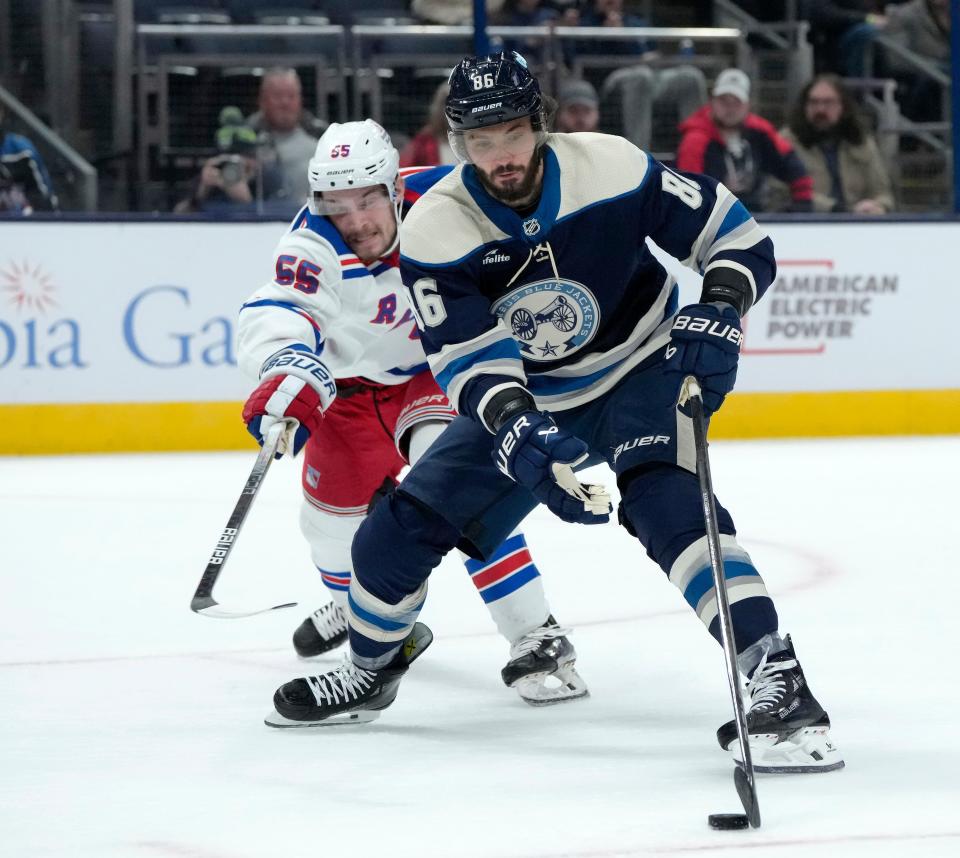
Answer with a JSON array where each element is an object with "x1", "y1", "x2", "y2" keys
[{"x1": 265, "y1": 53, "x2": 843, "y2": 774}]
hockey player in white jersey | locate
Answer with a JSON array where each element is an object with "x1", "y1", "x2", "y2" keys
[{"x1": 238, "y1": 119, "x2": 585, "y2": 705}]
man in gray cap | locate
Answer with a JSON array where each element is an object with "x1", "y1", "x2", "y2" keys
[{"x1": 555, "y1": 79, "x2": 600, "y2": 133}]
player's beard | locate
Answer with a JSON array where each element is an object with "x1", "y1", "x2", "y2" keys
[{"x1": 475, "y1": 148, "x2": 543, "y2": 207}]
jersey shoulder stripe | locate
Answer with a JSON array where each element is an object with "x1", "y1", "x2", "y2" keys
[
  {"x1": 400, "y1": 165, "x2": 509, "y2": 267},
  {"x1": 239, "y1": 299, "x2": 324, "y2": 354},
  {"x1": 287, "y1": 207, "x2": 353, "y2": 256},
  {"x1": 275, "y1": 207, "x2": 350, "y2": 275},
  {"x1": 402, "y1": 164, "x2": 455, "y2": 208},
  {"x1": 549, "y1": 132, "x2": 650, "y2": 221}
]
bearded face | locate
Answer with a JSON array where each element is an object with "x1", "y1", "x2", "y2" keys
[
  {"x1": 805, "y1": 81, "x2": 843, "y2": 134},
  {"x1": 463, "y1": 118, "x2": 545, "y2": 207}
]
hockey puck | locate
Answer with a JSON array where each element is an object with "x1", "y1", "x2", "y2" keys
[{"x1": 708, "y1": 813, "x2": 749, "y2": 830}]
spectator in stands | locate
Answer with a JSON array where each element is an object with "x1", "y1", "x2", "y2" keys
[
  {"x1": 600, "y1": 64, "x2": 707, "y2": 153},
  {"x1": 807, "y1": 1, "x2": 888, "y2": 77},
  {"x1": 554, "y1": 78, "x2": 600, "y2": 133},
  {"x1": 676, "y1": 68, "x2": 813, "y2": 213},
  {"x1": 0, "y1": 103, "x2": 58, "y2": 215},
  {"x1": 246, "y1": 68, "x2": 326, "y2": 209},
  {"x1": 576, "y1": 0, "x2": 654, "y2": 56},
  {"x1": 175, "y1": 107, "x2": 282, "y2": 215},
  {"x1": 497, "y1": 0, "x2": 574, "y2": 66},
  {"x1": 882, "y1": 0, "x2": 950, "y2": 121},
  {"x1": 399, "y1": 83, "x2": 458, "y2": 167},
  {"x1": 568, "y1": 0, "x2": 706, "y2": 152},
  {"x1": 775, "y1": 74, "x2": 893, "y2": 214},
  {"x1": 412, "y1": 0, "x2": 506, "y2": 25}
]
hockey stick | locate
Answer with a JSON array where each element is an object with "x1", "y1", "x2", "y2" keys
[
  {"x1": 190, "y1": 422, "x2": 298, "y2": 619},
  {"x1": 680, "y1": 376, "x2": 761, "y2": 829}
]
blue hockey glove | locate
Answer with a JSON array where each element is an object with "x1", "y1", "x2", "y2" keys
[
  {"x1": 493, "y1": 411, "x2": 611, "y2": 525},
  {"x1": 664, "y1": 302, "x2": 743, "y2": 416}
]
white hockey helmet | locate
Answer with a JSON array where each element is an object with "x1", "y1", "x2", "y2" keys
[{"x1": 307, "y1": 119, "x2": 401, "y2": 217}]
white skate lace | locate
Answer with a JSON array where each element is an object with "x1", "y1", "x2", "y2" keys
[
  {"x1": 310, "y1": 603, "x2": 348, "y2": 641},
  {"x1": 746, "y1": 651, "x2": 799, "y2": 712},
  {"x1": 305, "y1": 656, "x2": 376, "y2": 706},
  {"x1": 510, "y1": 624, "x2": 573, "y2": 659}
]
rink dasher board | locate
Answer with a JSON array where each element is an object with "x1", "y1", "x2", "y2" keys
[{"x1": 0, "y1": 219, "x2": 957, "y2": 452}]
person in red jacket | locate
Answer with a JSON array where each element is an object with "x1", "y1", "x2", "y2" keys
[
  {"x1": 399, "y1": 83, "x2": 458, "y2": 168},
  {"x1": 676, "y1": 69, "x2": 813, "y2": 213}
]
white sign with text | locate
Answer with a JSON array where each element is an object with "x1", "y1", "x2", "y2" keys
[{"x1": 1, "y1": 220, "x2": 956, "y2": 404}]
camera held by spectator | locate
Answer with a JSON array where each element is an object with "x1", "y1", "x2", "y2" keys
[{"x1": 176, "y1": 107, "x2": 279, "y2": 214}]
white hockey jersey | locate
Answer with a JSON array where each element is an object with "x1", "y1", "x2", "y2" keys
[{"x1": 238, "y1": 203, "x2": 429, "y2": 387}]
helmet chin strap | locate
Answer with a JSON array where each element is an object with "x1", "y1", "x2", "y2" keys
[{"x1": 384, "y1": 194, "x2": 402, "y2": 255}]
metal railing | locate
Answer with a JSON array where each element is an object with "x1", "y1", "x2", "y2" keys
[
  {"x1": 121, "y1": 23, "x2": 745, "y2": 205},
  {"x1": 866, "y1": 34, "x2": 951, "y2": 152},
  {"x1": 553, "y1": 24, "x2": 746, "y2": 82},
  {"x1": 132, "y1": 23, "x2": 348, "y2": 198},
  {"x1": 349, "y1": 23, "x2": 744, "y2": 124},
  {"x1": 711, "y1": 0, "x2": 813, "y2": 96}
]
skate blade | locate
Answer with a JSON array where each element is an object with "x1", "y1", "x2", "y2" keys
[
  {"x1": 264, "y1": 708, "x2": 381, "y2": 728},
  {"x1": 295, "y1": 648, "x2": 345, "y2": 661},
  {"x1": 730, "y1": 725, "x2": 845, "y2": 773},
  {"x1": 505, "y1": 654, "x2": 575, "y2": 688},
  {"x1": 515, "y1": 665, "x2": 590, "y2": 707}
]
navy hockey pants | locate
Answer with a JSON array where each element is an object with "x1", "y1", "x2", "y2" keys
[{"x1": 349, "y1": 350, "x2": 777, "y2": 668}]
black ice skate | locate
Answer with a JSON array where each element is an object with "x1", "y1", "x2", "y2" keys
[
  {"x1": 265, "y1": 622, "x2": 433, "y2": 728},
  {"x1": 501, "y1": 615, "x2": 589, "y2": 706},
  {"x1": 292, "y1": 601, "x2": 348, "y2": 658},
  {"x1": 717, "y1": 635, "x2": 844, "y2": 773}
]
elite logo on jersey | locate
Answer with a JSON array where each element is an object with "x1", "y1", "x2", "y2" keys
[
  {"x1": 482, "y1": 248, "x2": 511, "y2": 265},
  {"x1": 491, "y1": 278, "x2": 599, "y2": 362}
]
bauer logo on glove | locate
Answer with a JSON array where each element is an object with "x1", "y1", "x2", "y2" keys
[
  {"x1": 664, "y1": 303, "x2": 742, "y2": 417},
  {"x1": 260, "y1": 351, "x2": 337, "y2": 400},
  {"x1": 242, "y1": 348, "x2": 337, "y2": 458},
  {"x1": 492, "y1": 410, "x2": 611, "y2": 525},
  {"x1": 672, "y1": 313, "x2": 744, "y2": 348}
]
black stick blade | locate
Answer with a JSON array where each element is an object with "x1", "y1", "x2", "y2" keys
[{"x1": 734, "y1": 766, "x2": 761, "y2": 828}]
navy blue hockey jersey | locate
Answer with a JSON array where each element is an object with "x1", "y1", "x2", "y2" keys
[{"x1": 398, "y1": 132, "x2": 775, "y2": 429}]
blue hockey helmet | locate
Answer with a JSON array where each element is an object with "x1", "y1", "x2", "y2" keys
[
  {"x1": 445, "y1": 51, "x2": 545, "y2": 131},
  {"x1": 445, "y1": 52, "x2": 546, "y2": 162}
]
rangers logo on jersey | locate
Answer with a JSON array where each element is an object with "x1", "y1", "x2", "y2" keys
[{"x1": 491, "y1": 278, "x2": 600, "y2": 362}]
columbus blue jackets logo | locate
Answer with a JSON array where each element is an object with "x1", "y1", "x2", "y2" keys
[{"x1": 491, "y1": 278, "x2": 599, "y2": 362}]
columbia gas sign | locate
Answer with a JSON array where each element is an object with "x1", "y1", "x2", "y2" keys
[{"x1": 0, "y1": 222, "x2": 280, "y2": 403}]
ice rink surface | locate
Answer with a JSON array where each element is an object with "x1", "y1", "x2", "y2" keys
[{"x1": 2, "y1": 436, "x2": 958, "y2": 857}]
